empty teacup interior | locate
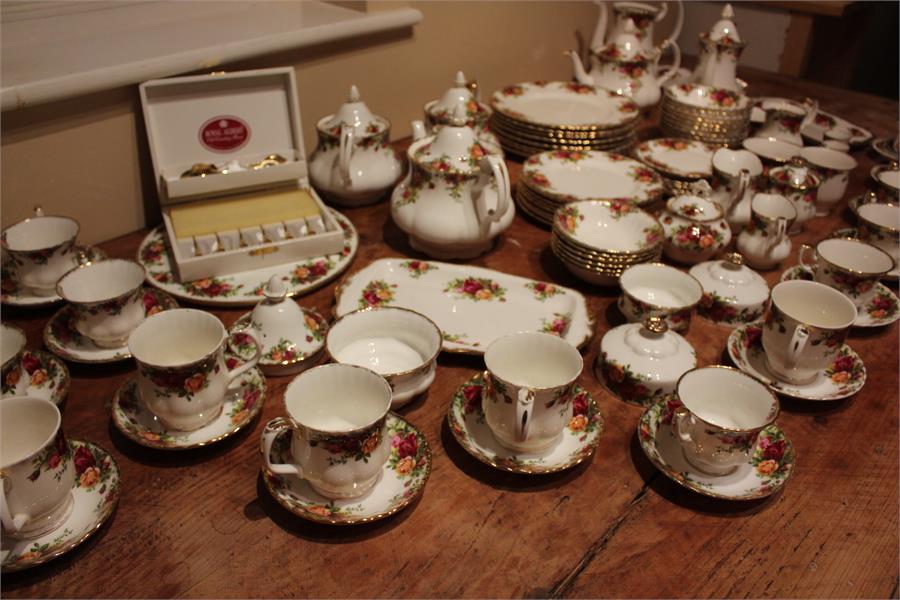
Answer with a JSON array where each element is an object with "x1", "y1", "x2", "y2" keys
[
  {"x1": 817, "y1": 238, "x2": 894, "y2": 275},
  {"x1": 712, "y1": 148, "x2": 762, "y2": 177},
  {"x1": 58, "y1": 259, "x2": 144, "y2": 303},
  {"x1": 799, "y1": 146, "x2": 856, "y2": 172},
  {"x1": 0, "y1": 397, "x2": 60, "y2": 468},
  {"x1": 129, "y1": 309, "x2": 224, "y2": 367},
  {"x1": 751, "y1": 193, "x2": 797, "y2": 221},
  {"x1": 771, "y1": 280, "x2": 856, "y2": 329},
  {"x1": 858, "y1": 203, "x2": 900, "y2": 231},
  {"x1": 878, "y1": 169, "x2": 900, "y2": 191},
  {"x1": 326, "y1": 308, "x2": 441, "y2": 375},
  {"x1": 677, "y1": 367, "x2": 776, "y2": 430},
  {"x1": 742, "y1": 137, "x2": 799, "y2": 163},
  {"x1": 485, "y1": 332, "x2": 582, "y2": 389},
  {"x1": 1, "y1": 324, "x2": 26, "y2": 366},
  {"x1": 620, "y1": 263, "x2": 702, "y2": 308},
  {"x1": 284, "y1": 364, "x2": 391, "y2": 432},
  {"x1": 2, "y1": 216, "x2": 78, "y2": 252}
]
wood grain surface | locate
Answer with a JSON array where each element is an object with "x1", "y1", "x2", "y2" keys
[{"x1": 3, "y1": 68, "x2": 898, "y2": 598}]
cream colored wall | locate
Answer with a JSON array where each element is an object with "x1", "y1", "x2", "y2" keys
[{"x1": 1, "y1": 1, "x2": 597, "y2": 244}]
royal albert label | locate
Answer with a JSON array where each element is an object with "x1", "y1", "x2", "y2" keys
[{"x1": 198, "y1": 116, "x2": 251, "y2": 152}]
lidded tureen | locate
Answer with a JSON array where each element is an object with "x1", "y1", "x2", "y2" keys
[
  {"x1": 596, "y1": 316, "x2": 697, "y2": 407},
  {"x1": 689, "y1": 252, "x2": 769, "y2": 326},
  {"x1": 391, "y1": 105, "x2": 513, "y2": 259}
]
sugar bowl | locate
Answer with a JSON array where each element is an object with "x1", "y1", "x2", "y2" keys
[{"x1": 690, "y1": 252, "x2": 770, "y2": 326}]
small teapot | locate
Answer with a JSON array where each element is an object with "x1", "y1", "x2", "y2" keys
[
  {"x1": 767, "y1": 157, "x2": 821, "y2": 233},
  {"x1": 660, "y1": 181, "x2": 732, "y2": 265},
  {"x1": 591, "y1": 0, "x2": 683, "y2": 53},
  {"x1": 309, "y1": 85, "x2": 403, "y2": 207},
  {"x1": 710, "y1": 148, "x2": 763, "y2": 232},
  {"x1": 690, "y1": 4, "x2": 747, "y2": 92},
  {"x1": 423, "y1": 71, "x2": 502, "y2": 152},
  {"x1": 569, "y1": 19, "x2": 681, "y2": 109},
  {"x1": 391, "y1": 106, "x2": 514, "y2": 260},
  {"x1": 736, "y1": 193, "x2": 797, "y2": 270}
]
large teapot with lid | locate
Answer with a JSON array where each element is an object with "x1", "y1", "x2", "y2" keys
[
  {"x1": 590, "y1": 0, "x2": 683, "y2": 53},
  {"x1": 569, "y1": 19, "x2": 681, "y2": 109},
  {"x1": 391, "y1": 107, "x2": 514, "y2": 260}
]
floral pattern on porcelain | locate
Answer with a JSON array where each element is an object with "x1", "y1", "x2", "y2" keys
[
  {"x1": 26, "y1": 430, "x2": 70, "y2": 483},
  {"x1": 400, "y1": 260, "x2": 436, "y2": 279},
  {"x1": 441, "y1": 332, "x2": 479, "y2": 347},
  {"x1": 824, "y1": 346, "x2": 866, "y2": 389},
  {"x1": 765, "y1": 304, "x2": 846, "y2": 349},
  {"x1": 541, "y1": 312, "x2": 571, "y2": 337},
  {"x1": 667, "y1": 222, "x2": 727, "y2": 253},
  {"x1": 622, "y1": 295, "x2": 693, "y2": 333},
  {"x1": 444, "y1": 277, "x2": 507, "y2": 302},
  {"x1": 699, "y1": 291, "x2": 765, "y2": 325},
  {"x1": 308, "y1": 420, "x2": 384, "y2": 466},
  {"x1": 526, "y1": 281, "x2": 564, "y2": 301},
  {"x1": 598, "y1": 351, "x2": 666, "y2": 407},
  {"x1": 822, "y1": 264, "x2": 875, "y2": 299},
  {"x1": 4, "y1": 351, "x2": 61, "y2": 394},
  {"x1": 557, "y1": 205, "x2": 584, "y2": 234},
  {"x1": 677, "y1": 83, "x2": 740, "y2": 107},
  {"x1": 182, "y1": 277, "x2": 243, "y2": 298},
  {"x1": 358, "y1": 280, "x2": 397, "y2": 310},
  {"x1": 288, "y1": 259, "x2": 335, "y2": 287},
  {"x1": 864, "y1": 288, "x2": 898, "y2": 321},
  {"x1": 387, "y1": 419, "x2": 428, "y2": 479},
  {"x1": 138, "y1": 353, "x2": 219, "y2": 401}
]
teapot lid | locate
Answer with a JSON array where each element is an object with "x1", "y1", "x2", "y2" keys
[
  {"x1": 599, "y1": 19, "x2": 648, "y2": 62},
  {"x1": 412, "y1": 104, "x2": 487, "y2": 173},
  {"x1": 430, "y1": 71, "x2": 486, "y2": 119},
  {"x1": 666, "y1": 190, "x2": 724, "y2": 223},
  {"x1": 769, "y1": 157, "x2": 821, "y2": 190},
  {"x1": 321, "y1": 85, "x2": 382, "y2": 135},
  {"x1": 689, "y1": 253, "x2": 769, "y2": 308},
  {"x1": 248, "y1": 275, "x2": 328, "y2": 366},
  {"x1": 600, "y1": 317, "x2": 697, "y2": 387},
  {"x1": 708, "y1": 3, "x2": 742, "y2": 43}
]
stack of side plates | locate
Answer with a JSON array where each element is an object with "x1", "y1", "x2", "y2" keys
[
  {"x1": 660, "y1": 83, "x2": 751, "y2": 147},
  {"x1": 633, "y1": 138, "x2": 715, "y2": 195},
  {"x1": 551, "y1": 200, "x2": 664, "y2": 286},
  {"x1": 490, "y1": 81, "x2": 641, "y2": 157},
  {"x1": 517, "y1": 150, "x2": 666, "y2": 227}
]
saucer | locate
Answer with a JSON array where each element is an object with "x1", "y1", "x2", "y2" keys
[
  {"x1": 112, "y1": 363, "x2": 265, "y2": 450},
  {"x1": 43, "y1": 288, "x2": 179, "y2": 364},
  {"x1": 638, "y1": 397, "x2": 795, "y2": 501},
  {"x1": 1, "y1": 246, "x2": 107, "y2": 308},
  {"x1": 872, "y1": 137, "x2": 899, "y2": 162},
  {"x1": 827, "y1": 225, "x2": 899, "y2": 282},
  {"x1": 1, "y1": 439, "x2": 121, "y2": 572},
  {"x1": 446, "y1": 373, "x2": 603, "y2": 474},
  {"x1": 781, "y1": 266, "x2": 899, "y2": 327},
  {"x1": 727, "y1": 323, "x2": 866, "y2": 401},
  {"x1": 1, "y1": 350, "x2": 70, "y2": 406},
  {"x1": 228, "y1": 310, "x2": 327, "y2": 376},
  {"x1": 262, "y1": 413, "x2": 431, "y2": 525}
]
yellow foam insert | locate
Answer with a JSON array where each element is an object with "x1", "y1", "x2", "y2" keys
[{"x1": 168, "y1": 188, "x2": 321, "y2": 238}]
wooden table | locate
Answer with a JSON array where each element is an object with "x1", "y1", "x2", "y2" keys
[{"x1": 4, "y1": 70, "x2": 898, "y2": 598}]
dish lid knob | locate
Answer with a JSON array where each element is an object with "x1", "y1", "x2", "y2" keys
[
  {"x1": 642, "y1": 316, "x2": 668, "y2": 334},
  {"x1": 264, "y1": 275, "x2": 287, "y2": 302}
]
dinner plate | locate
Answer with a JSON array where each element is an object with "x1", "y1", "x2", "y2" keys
[
  {"x1": 634, "y1": 138, "x2": 716, "y2": 179},
  {"x1": 665, "y1": 83, "x2": 752, "y2": 112},
  {"x1": 491, "y1": 81, "x2": 640, "y2": 129}
]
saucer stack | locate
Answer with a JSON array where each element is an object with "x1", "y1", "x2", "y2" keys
[
  {"x1": 551, "y1": 200, "x2": 664, "y2": 286},
  {"x1": 660, "y1": 83, "x2": 751, "y2": 147},
  {"x1": 517, "y1": 150, "x2": 666, "y2": 227},
  {"x1": 490, "y1": 81, "x2": 640, "y2": 158},
  {"x1": 634, "y1": 138, "x2": 715, "y2": 196}
]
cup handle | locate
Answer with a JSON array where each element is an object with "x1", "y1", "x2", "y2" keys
[
  {"x1": 673, "y1": 406, "x2": 693, "y2": 443},
  {"x1": 784, "y1": 326, "x2": 810, "y2": 369},
  {"x1": 0, "y1": 473, "x2": 29, "y2": 534},
  {"x1": 516, "y1": 388, "x2": 535, "y2": 442},
  {"x1": 798, "y1": 243, "x2": 816, "y2": 270},
  {"x1": 260, "y1": 417, "x2": 303, "y2": 477},
  {"x1": 339, "y1": 125, "x2": 355, "y2": 186},
  {"x1": 226, "y1": 328, "x2": 262, "y2": 385}
]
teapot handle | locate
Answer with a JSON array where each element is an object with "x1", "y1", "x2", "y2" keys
[
  {"x1": 801, "y1": 97, "x2": 819, "y2": 129},
  {"x1": 655, "y1": 39, "x2": 682, "y2": 87},
  {"x1": 339, "y1": 125, "x2": 355, "y2": 186},
  {"x1": 729, "y1": 169, "x2": 750, "y2": 214},
  {"x1": 482, "y1": 155, "x2": 511, "y2": 224},
  {"x1": 655, "y1": 1, "x2": 669, "y2": 22},
  {"x1": 666, "y1": 0, "x2": 683, "y2": 41}
]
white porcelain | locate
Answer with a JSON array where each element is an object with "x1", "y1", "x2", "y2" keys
[
  {"x1": 635, "y1": 138, "x2": 714, "y2": 180},
  {"x1": 597, "y1": 317, "x2": 696, "y2": 407},
  {"x1": 661, "y1": 190, "x2": 732, "y2": 264},
  {"x1": 556, "y1": 199, "x2": 664, "y2": 254},
  {"x1": 755, "y1": 98, "x2": 816, "y2": 146},
  {"x1": 591, "y1": 0, "x2": 683, "y2": 53},
  {"x1": 736, "y1": 193, "x2": 797, "y2": 270},
  {"x1": 857, "y1": 202, "x2": 900, "y2": 266},
  {"x1": 1, "y1": 207, "x2": 80, "y2": 297},
  {"x1": 618, "y1": 263, "x2": 703, "y2": 332},
  {"x1": 665, "y1": 82, "x2": 750, "y2": 112},
  {"x1": 425, "y1": 71, "x2": 488, "y2": 126},
  {"x1": 482, "y1": 332, "x2": 583, "y2": 454},
  {"x1": 780, "y1": 266, "x2": 899, "y2": 328},
  {"x1": 690, "y1": 4, "x2": 746, "y2": 91},
  {"x1": 871, "y1": 162, "x2": 900, "y2": 202},
  {"x1": 335, "y1": 258, "x2": 593, "y2": 354},
  {"x1": 711, "y1": 148, "x2": 763, "y2": 232},
  {"x1": 673, "y1": 366, "x2": 779, "y2": 476},
  {"x1": 690, "y1": 253, "x2": 770, "y2": 326},
  {"x1": 261, "y1": 364, "x2": 392, "y2": 499},
  {"x1": 326, "y1": 307, "x2": 441, "y2": 409},
  {"x1": 763, "y1": 280, "x2": 857, "y2": 385},
  {"x1": 806, "y1": 109, "x2": 874, "y2": 147},
  {"x1": 768, "y1": 157, "x2": 820, "y2": 232},
  {"x1": 490, "y1": 81, "x2": 640, "y2": 128},
  {"x1": 391, "y1": 110, "x2": 513, "y2": 260},
  {"x1": 798, "y1": 238, "x2": 894, "y2": 313},
  {"x1": 872, "y1": 137, "x2": 899, "y2": 162},
  {"x1": 741, "y1": 137, "x2": 800, "y2": 166},
  {"x1": 0, "y1": 397, "x2": 75, "y2": 539},
  {"x1": 128, "y1": 309, "x2": 262, "y2": 431},
  {"x1": 1, "y1": 324, "x2": 28, "y2": 397},
  {"x1": 799, "y1": 146, "x2": 857, "y2": 215},
  {"x1": 56, "y1": 259, "x2": 146, "y2": 349},
  {"x1": 309, "y1": 85, "x2": 402, "y2": 206}
]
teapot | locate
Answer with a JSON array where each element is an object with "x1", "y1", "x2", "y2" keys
[
  {"x1": 736, "y1": 193, "x2": 797, "y2": 270},
  {"x1": 423, "y1": 71, "x2": 502, "y2": 153},
  {"x1": 308, "y1": 85, "x2": 403, "y2": 207},
  {"x1": 590, "y1": 0, "x2": 683, "y2": 54},
  {"x1": 660, "y1": 181, "x2": 732, "y2": 265},
  {"x1": 690, "y1": 4, "x2": 747, "y2": 92},
  {"x1": 754, "y1": 98, "x2": 818, "y2": 147},
  {"x1": 569, "y1": 19, "x2": 681, "y2": 109},
  {"x1": 391, "y1": 106, "x2": 514, "y2": 260}
]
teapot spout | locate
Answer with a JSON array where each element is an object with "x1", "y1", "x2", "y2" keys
[{"x1": 566, "y1": 50, "x2": 594, "y2": 86}]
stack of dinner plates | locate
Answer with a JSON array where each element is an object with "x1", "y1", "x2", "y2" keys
[
  {"x1": 490, "y1": 81, "x2": 641, "y2": 157},
  {"x1": 633, "y1": 138, "x2": 716, "y2": 195},
  {"x1": 660, "y1": 83, "x2": 751, "y2": 147},
  {"x1": 551, "y1": 200, "x2": 664, "y2": 286},
  {"x1": 517, "y1": 150, "x2": 666, "y2": 227}
]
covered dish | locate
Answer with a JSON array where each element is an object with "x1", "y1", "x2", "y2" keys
[{"x1": 690, "y1": 252, "x2": 769, "y2": 326}]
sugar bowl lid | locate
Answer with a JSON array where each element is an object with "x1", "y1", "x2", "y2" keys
[
  {"x1": 412, "y1": 104, "x2": 488, "y2": 173},
  {"x1": 689, "y1": 253, "x2": 770, "y2": 323},
  {"x1": 769, "y1": 156, "x2": 821, "y2": 190},
  {"x1": 599, "y1": 317, "x2": 697, "y2": 405},
  {"x1": 320, "y1": 85, "x2": 383, "y2": 135}
]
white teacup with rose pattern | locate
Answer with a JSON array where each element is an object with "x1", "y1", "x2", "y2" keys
[
  {"x1": 1, "y1": 208, "x2": 80, "y2": 296},
  {"x1": 2, "y1": 324, "x2": 29, "y2": 396},
  {"x1": 857, "y1": 202, "x2": 900, "y2": 267},
  {"x1": 799, "y1": 238, "x2": 894, "y2": 311}
]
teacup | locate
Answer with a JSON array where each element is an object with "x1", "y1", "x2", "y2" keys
[
  {"x1": 618, "y1": 263, "x2": 703, "y2": 333},
  {"x1": 799, "y1": 238, "x2": 895, "y2": 310},
  {"x1": 261, "y1": 364, "x2": 392, "y2": 499},
  {"x1": 857, "y1": 202, "x2": 900, "y2": 266},
  {"x1": 2, "y1": 324, "x2": 28, "y2": 396},
  {"x1": 128, "y1": 309, "x2": 262, "y2": 431},
  {"x1": 1, "y1": 397, "x2": 76, "y2": 539},
  {"x1": 799, "y1": 146, "x2": 857, "y2": 216},
  {"x1": 673, "y1": 366, "x2": 779, "y2": 476},
  {"x1": 762, "y1": 280, "x2": 857, "y2": 385},
  {"x1": 1, "y1": 208, "x2": 80, "y2": 296},
  {"x1": 871, "y1": 162, "x2": 899, "y2": 202},
  {"x1": 482, "y1": 332, "x2": 583, "y2": 453},
  {"x1": 325, "y1": 307, "x2": 442, "y2": 408},
  {"x1": 57, "y1": 259, "x2": 147, "y2": 348}
]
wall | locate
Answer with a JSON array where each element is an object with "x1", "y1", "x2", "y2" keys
[{"x1": 1, "y1": 1, "x2": 598, "y2": 244}]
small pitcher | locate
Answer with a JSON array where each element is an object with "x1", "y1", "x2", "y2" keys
[
  {"x1": 768, "y1": 157, "x2": 820, "y2": 233},
  {"x1": 755, "y1": 98, "x2": 817, "y2": 147},
  {"x1": 710, "y1": 148, "x2": 763, "y2": 232},
  {"x1": 736, "y1": 193, "x2": 797, "y2": 270}
]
